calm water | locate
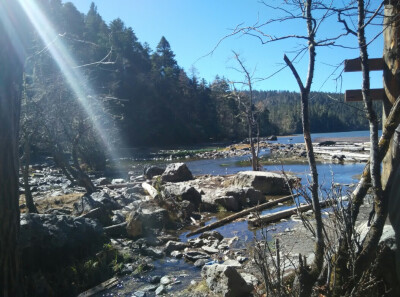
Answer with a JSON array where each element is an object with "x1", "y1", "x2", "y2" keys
[{"x1": 277, "y1": 129, "x2": 381, "y2": 144}]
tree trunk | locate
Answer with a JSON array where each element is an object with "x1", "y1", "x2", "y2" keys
[
  {"x1": 0, "y1": 1, "x2": 24, "y2": 294},
  {"x1": 21, "y1": 136, "x2": 38, "y2": 213}
]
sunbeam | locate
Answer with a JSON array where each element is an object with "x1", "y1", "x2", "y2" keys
[{"x1": 17, "y1": 0, "x2": 120, "y2": 163}]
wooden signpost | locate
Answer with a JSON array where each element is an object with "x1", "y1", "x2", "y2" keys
[
  {"x1": 344, "y1": 1, "x2": 400, "y2": 188},
  {"x1": 344, "y1": 57, "x2": 386, "y2": 102}
]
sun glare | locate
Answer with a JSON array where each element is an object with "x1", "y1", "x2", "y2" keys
[{"x1": 16, "y1": 0, "x2": 120, "y2": 163}]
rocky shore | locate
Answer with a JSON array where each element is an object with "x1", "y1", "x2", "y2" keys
[{"x1": 19, "y1": 137, "x2": 391, "y2": 297}]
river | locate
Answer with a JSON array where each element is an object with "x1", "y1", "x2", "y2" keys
[{"x1": 99, "y1": 130, "x2": 371, "y2": 296}]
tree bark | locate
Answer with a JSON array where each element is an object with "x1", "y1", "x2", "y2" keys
[
  {"x1": 0, "y1": 1, "x2": 25, "y2": 295},
  {"x1": 282, "y1": 3, "x2": 325, "y2": 295},
  {"x1": 21, "y1": 135, "x2": 38, "y2": 213}
]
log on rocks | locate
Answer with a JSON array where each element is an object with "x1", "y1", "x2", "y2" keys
[
  {"x1": 142, "y1": 182, "x2": 160, "y2": 199},
  {"x1": 77, "y1": 276, "x2": 119, "y2": 297},
  {"x1": 186, "y1": 193, "x2": 299, "y2": 237},
  {"x1": 104, "y1": 222, "x2": 128, "y2": 237},
  {"x1": 99, "y1": 182, "x2": 141, "y2": 189},
  {"x1": 248, "y1": 199, "x2": 334, "y2": 227}
]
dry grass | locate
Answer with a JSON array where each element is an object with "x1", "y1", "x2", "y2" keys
[{"x1": 19, "y1": 192, "x2": 83, "y2": 213}]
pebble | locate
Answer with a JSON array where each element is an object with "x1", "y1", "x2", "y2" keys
[
  {"x1": 155, "y1": 285, "x2": 166, "y2": 295},
  {"x1": 160, "y1": 276, "x2": 172, "y2": 285}
]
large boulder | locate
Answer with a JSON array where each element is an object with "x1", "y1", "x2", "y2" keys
[
  {"x1": 144, "y1": 166, "x2": 165, "y2": 179},
  {"x1": 126, "y1": 211, "x2": 143, "y2": 238},
  {"x1": 225, "y1": 187, "x2": 265, "y2": 208},
  {"x1": 19, "y1": 213, "x2": 104, "y2": 270},
  {"x1": 161, "y1": 163, "x2": 193, "y2": 183},
  {"x1": 126, "y1": 205, "x2": 171, "y2": 238},
  {"x1": 201, "y1": 264, "x2": 253, "y2": 297},
  {"x1": 140, "y1": 207, "x2": 170, "y2": 230},
  {"x1": 162, "y1": 184, "x2": 202, "y2": 206},
  {"x1": 232, "y1": 171, "x2": 299, "y2": 195}
]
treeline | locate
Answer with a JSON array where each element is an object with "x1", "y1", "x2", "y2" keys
[
  {"x1": 23, "y1": 0, "x2": 378, "y2": 157},
  {"x1": 254, "y1": 90, "x2": 381, "y2": 135}
]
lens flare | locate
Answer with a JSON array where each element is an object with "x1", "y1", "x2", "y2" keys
[{"x1": 16, "y1": 0, "x2": 120, "y2": 163}]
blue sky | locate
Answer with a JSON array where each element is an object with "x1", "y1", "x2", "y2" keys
[{"x1": 69, "y1": 0, "x2": 384, "y2": 92}]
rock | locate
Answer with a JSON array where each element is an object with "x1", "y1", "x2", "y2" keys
[
  {"x1": 91, "y1": 191, "x2": 121, "y2": 210},
  {"x1": 242, "y1": 188, "x2": 265, "y2": 206},
  {"x1": 236, "y1": 256, "x2": 248, "y2": 264},
  {"x1": 160, "y1": 276, "x2": 173, "y2": 285},
  {"x1": 202, "y1": 246, "x2": 219, "y2": 254},
  {"x1": 223, "y1": 188, "x2": 265, "y2": 209},
  {"x1": 184, "y1": 250, "x2": 210, "y2": 262},
  {"x1": 201, "y1": 264, "x2": 253, "y2": 297},
  {"x1": 233, "y1": 171, "x2": 299, "y2": 195},
  {"x1": 141, "y1": 284, "x2": 158, "y2": 292},
  {"x1": 188, "y1": 238, "x2": 204, "y2": 248},
  {"x1": 162, "y1": 184, "x2": 201, "y2": 206},
  {"x1": 164, "y1": 241, "x2": 189, "y2": 254},
  {"x1": 125, "y1": 185, "x2": 146, "y2": 195},
  {"x1": 267, "y1": 135, "x2": 278, "y2": 141},
  {"x1": 126, "y1": 211, "x2": 142, "y2": 238},
  {"x1": 155, "y1": 285, "x2": 166, "y2": 295},
  {"x1": 240, "y1": 273, "x2": 259, "y2": 287},
  {"x1": 161, "y1": 163, "x2": 193, "y2": 183},
  {"x1": 223, "y1": 259, "x2": 242, "y2": 268},
  {"x1": 214, "y1": 196, "x2": 239, "y2": 211},
  {"x1": 112, "y1": 178, "x2": 125, "y2": 184},
  {"x1": 96, "y1": 177, "x2": 111, "y2": 186},
  {"x1": 143, "y1": 247, "x2": 164, "y2": 258},
  {"x1": 199, "y1": 231, "x2": 224, "y2": 241},
  {"x1": 140, "y1": 207, "x2": 170, "y2": 231},
  {"x1": 19, "y1": 214, "x2": 104, "y2": 271},
  {"x1": 72, "y1": 195, "x2": 103, "y2": 215},
  {"x1": 133, "y1": 291, "x2": 146, "y2": 297},
  {"x1": 194, "y1": 258, "x2": 209, "y2": 268},
  {"x1": 170, "y1": 250, "x2": 183, "y2": 258},
  {"x1": 79, "y1": 207, "x2": 112, "y2": 226},
  {"x1": 150, "y1": 275, "x2": 161, "y2": 284},
  {"x1": 318, "y1": 140, "x2": 336, "y2": 146},
  {"x1": 144, "y1": 166, "x2": 165, "y2": 179}
]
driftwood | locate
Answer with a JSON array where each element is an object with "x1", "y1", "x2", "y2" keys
[
  {"x1": 141, "y1": 182, "x2": 160, "y2": 199},
  {"x1": 99, "y1": 182, "x2": 141, "y2": 189},
  {"x1": 248, "y1": 199, "x2": 334, "y2": 227},
  {"x1": 77, "y1": 276, "x2": 119, "y2": 297},
  {"x1": 103, "y1": 222, "x2": 128, "y2": 237},
  {"x1": 186, "y1": 193, "x2": 299, "y2": 237}
]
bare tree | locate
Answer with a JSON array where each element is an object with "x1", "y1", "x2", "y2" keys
[{"x1": 230, "y1": 51, "x2": 261, "y2": 171}]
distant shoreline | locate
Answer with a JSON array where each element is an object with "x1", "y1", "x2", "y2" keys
[{"x1": 313, "y1": 136, "x2": 370, "y2": 143}]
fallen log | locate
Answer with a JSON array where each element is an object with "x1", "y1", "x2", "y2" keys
[
  {"x1": 104, "y1": 222, "x2": 128, "y2": 237},
  {"x1": 248, "y1": 199, "x2": 334, "y2": 227},
  {"x1": 141, "y1": 182, "x2": 160, "y2": 199},
  {"x1": 186, "y1": 193, "x2": 299, "y2": 237},
  {"x1": 98, "y1": 182, "x2": 141, "y2": 189},
  {"x1": 77, "y1": 276, "x2": 119, "y2": 297}
]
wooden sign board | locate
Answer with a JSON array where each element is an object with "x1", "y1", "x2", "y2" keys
[
  {"x1": 345, "y1": 88, "x2": 386, "y2": 102},
  {"x1": 344, "y1": 58, "x2": 384, "y2": 72}
]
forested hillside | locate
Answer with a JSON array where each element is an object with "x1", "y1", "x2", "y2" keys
[
  {"x1": 23, "y1": 1, "x2": 379, "y2": 153},
  {"x1": 253, "y1": 91, "x2": 382, "y2": 135}
]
